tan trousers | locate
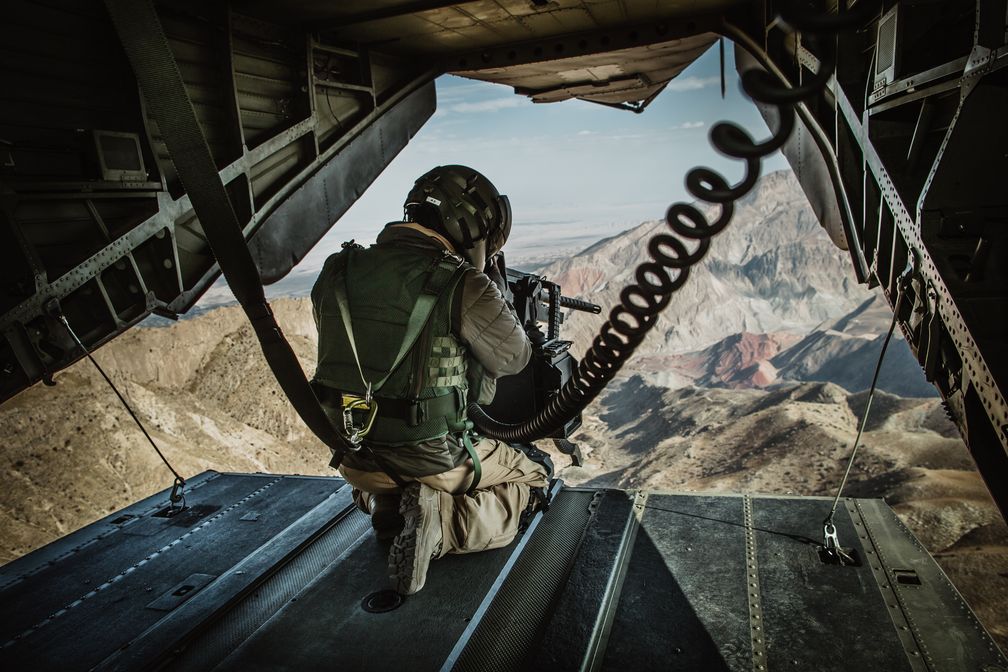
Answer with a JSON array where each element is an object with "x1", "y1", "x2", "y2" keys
[{"x1": 339, "y1": 438, "x2": 549, "y2": 556}]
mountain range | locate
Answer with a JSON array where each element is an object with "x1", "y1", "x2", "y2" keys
[
  {"x1": 0, "y1": 170, "x2": 1004, "y2": 649},
  {"x1": 540, "y1": 170, "x2": 865, "y2": 355},
  {"x1": 537, "y1": 170, "x2": 935, "y2": 397}
]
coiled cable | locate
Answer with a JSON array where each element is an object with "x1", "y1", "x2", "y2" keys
[{"x1": 470, "y1": 2, "x2": 874, "y2": 443}]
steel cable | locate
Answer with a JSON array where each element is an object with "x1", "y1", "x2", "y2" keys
[{"x1": 59, "y1": 314, "x2": 187, "y2": 511}]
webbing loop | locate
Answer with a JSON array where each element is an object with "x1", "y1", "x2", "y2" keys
[{"x1": 462, "y1": 430, "x2": 482, "y2": 497}]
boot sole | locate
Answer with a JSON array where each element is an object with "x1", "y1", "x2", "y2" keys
[{"x1": 388, "y1": 483, "x2": 438, "y2": 595}]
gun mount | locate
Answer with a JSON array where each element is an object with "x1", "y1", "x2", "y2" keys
[{"x1": 482, "y1": 267, "x2": 601, "y2": 440}]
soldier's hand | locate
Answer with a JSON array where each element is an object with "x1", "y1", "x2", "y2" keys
[{"x1": 484, "y1": 253, "x2": 508, "y2": 298}]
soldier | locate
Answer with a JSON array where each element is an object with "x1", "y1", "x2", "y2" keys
[{"x1": 311, "y1": 165, "x2": 552, "y2": 595}]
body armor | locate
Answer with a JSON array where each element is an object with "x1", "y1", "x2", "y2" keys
[{"x1": 311, "y1": 241, "x2": 473, "y2": 474}]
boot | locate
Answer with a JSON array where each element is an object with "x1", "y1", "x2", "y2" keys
[
  {"x1": 388, "y1": 482, "x2": 443, "y2": 595},
  {"x1": 368, "y1": 493, "x2": 404, "y2": 542},
  {"x1": 513, "y1": 443, "x2": 555, "y2": 533},
  {"x1": 518, "y1": 479, "x2": 558, "y2": 533},
  {"x1": 513, "y1": 442, "x2": 555, "y2": 481}
]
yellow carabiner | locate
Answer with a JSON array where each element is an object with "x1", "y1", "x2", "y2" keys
[{"x1": 342, "y1": 393, "x2": 378, "y2": 441}]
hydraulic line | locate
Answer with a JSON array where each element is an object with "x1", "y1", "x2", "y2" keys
[{"x1": 469, "y1": 1, "x2": 875, "y2": 443}]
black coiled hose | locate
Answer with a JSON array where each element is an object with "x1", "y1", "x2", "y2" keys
[{"x1": 470, "y1": 2, "x2": 874, "y2": 443}]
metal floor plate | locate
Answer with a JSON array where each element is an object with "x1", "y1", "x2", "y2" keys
[{"x1": 1, "y1": 476, "x2": 1004, "y2": 672}]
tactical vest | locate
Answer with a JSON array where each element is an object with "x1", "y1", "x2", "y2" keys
[{"x1": 311, "y1": 242, "x2": 473, "y2": 471}]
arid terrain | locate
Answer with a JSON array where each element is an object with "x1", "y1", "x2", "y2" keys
[{"x1": 1, "y1": 171, "x2": 1005, "y2": 651}]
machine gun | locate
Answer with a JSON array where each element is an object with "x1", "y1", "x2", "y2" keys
[{"x1": 481, "y1": 263, "x2": 601, "y2": 445}]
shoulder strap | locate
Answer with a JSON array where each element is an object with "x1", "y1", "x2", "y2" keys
[
  {"x1": 104, "y1": 0, "x2": 351, "y2": 464},
  {"x1": 333, "y1": 251, "x2": 468, "y2": 395}
]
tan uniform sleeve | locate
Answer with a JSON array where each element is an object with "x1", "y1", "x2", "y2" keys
[{"x1": 458, "y1": 269, "x2": 531, "y2": 379}]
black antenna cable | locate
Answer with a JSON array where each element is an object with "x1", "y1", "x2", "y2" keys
[{"x1": 470, "y1": 1, "x2": 877, "y2": 443}]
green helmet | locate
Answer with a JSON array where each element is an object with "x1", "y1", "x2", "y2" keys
[{"x1": 404, "y1": 165, "x2": 512, "y2": 268}]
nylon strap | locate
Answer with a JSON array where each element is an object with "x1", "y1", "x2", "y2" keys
[
  {"x1": 462, "y1": 431, "x2": 482, "y2": 496},
  {"x1": 332, "y1": 249, "x2": 465, "y2": 396},
  {"x1": 372, "y1": 392, "x2": 459, "y2": 425},
  {"x1": 103, "y1": 0, "x2": 352, "y2": 465}
]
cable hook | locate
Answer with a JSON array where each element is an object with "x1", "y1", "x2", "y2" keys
[
  {"x1": 52, "y1": 303, "x2": 188, "y2": 515},
  {"x1": 168, "y1": 476, "x2": 186, "y2": 516}
]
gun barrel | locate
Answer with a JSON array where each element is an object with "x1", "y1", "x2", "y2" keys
[{"x1": 559, "y1": 296, "x2": 602, "y2": 314}]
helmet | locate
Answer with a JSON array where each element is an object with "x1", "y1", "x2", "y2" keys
[{"x1": 404, "y1": 165, "x2": 512, "y2": 269}]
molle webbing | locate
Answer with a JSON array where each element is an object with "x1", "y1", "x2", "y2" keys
[
  {"x1": 312, "y1": 244, "x2": 473, "y2": 459},
  {"x1": 427, "y1": 336, "x2": 467, "y2": 389}
]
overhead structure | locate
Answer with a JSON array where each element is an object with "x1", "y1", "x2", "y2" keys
[{"x1": 1, "y1": 1, "x2": 1006, "y2": 518}]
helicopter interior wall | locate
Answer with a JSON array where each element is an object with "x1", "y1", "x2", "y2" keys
[
  {"x1": 0, "y1": 0, "x2": 435, "y2": 403},
  {"x1": 723, "y1": 1, "x2": 1008, "y2": 522}
]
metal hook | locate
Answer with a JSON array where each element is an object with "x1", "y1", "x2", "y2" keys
[
  {"x1": 168, "y1": 476, "x2": 186, "y2": 516},
  {"x1": 822, "y1": 520, "x2": 855, "y2": 565}
]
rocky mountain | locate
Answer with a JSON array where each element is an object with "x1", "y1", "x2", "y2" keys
[
  {"x1": 0, "y1": 299, "x2": 331, "y2": 564},
  {"x1": 635, "y1": 292, "x2": 938, "y2": 397},
  {"x1": 770, "y1": 294, "x2": 938, "y2": 396},
  {"x1": 0, "y1": 169, "x2": 1004, "y2": 650},
  {"x1": 540, "y1": 170, "x2": 865, "y2": 359},
  {"x1": 534, "y1": 170, "x2": 937, "y2": 398}
]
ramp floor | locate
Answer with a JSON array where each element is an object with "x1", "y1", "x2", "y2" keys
[{"x1": 0, "y1": 472, "x2": 1004, "y2": 671}]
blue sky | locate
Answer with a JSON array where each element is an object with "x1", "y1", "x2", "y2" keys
[{"x1": 258, "y1": 41, "x2": 787, "y2": 296}]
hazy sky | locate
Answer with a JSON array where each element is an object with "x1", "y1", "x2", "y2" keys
[{"x1": 251, "y1": 41, "x2": 787, "y2": 298}]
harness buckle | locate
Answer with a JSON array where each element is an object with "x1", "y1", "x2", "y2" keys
[
  {"x1": 342, "y1": 393, "x2": 378, "y2": 446},
  {"x1": 407, "y1": 400, "x2": 426, "y2": 426}
]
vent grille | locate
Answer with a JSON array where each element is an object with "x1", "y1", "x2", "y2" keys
[
  {"x1": 875, "y1": 7, "x2": 898, "y2": 81},
  {"x1": 167, "y1": 508, "x2": 370, "y2": 672},
  {"x1": 451, "y1": 490, "x2": 596, "y2": 672}
]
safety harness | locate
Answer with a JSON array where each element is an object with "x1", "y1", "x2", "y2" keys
[{"x1": 314, "y1": 245, "x2": 483, "y2": 495}]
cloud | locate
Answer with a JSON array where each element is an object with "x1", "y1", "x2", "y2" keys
[
  {"x1": 577, "y1": 130, "x2": 595, "y2": 136},
  {"x1": 671, "y1": 121, "x2": 706, "y2": 130},
  {"x1": 447, "y1": 97, "x2": 525, "y2": 113},
  {"x1": 665, "y1": 76, "x2": 721, "y2": 92}
]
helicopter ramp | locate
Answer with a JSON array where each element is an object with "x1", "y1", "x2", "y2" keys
[{"x1": 0, "y1": 471, "x2": 1004, "y2": 671}]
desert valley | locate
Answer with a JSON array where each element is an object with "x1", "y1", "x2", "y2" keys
[{"x1": 2, "y1": 171, "x2": 1005, "y2": 650}]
